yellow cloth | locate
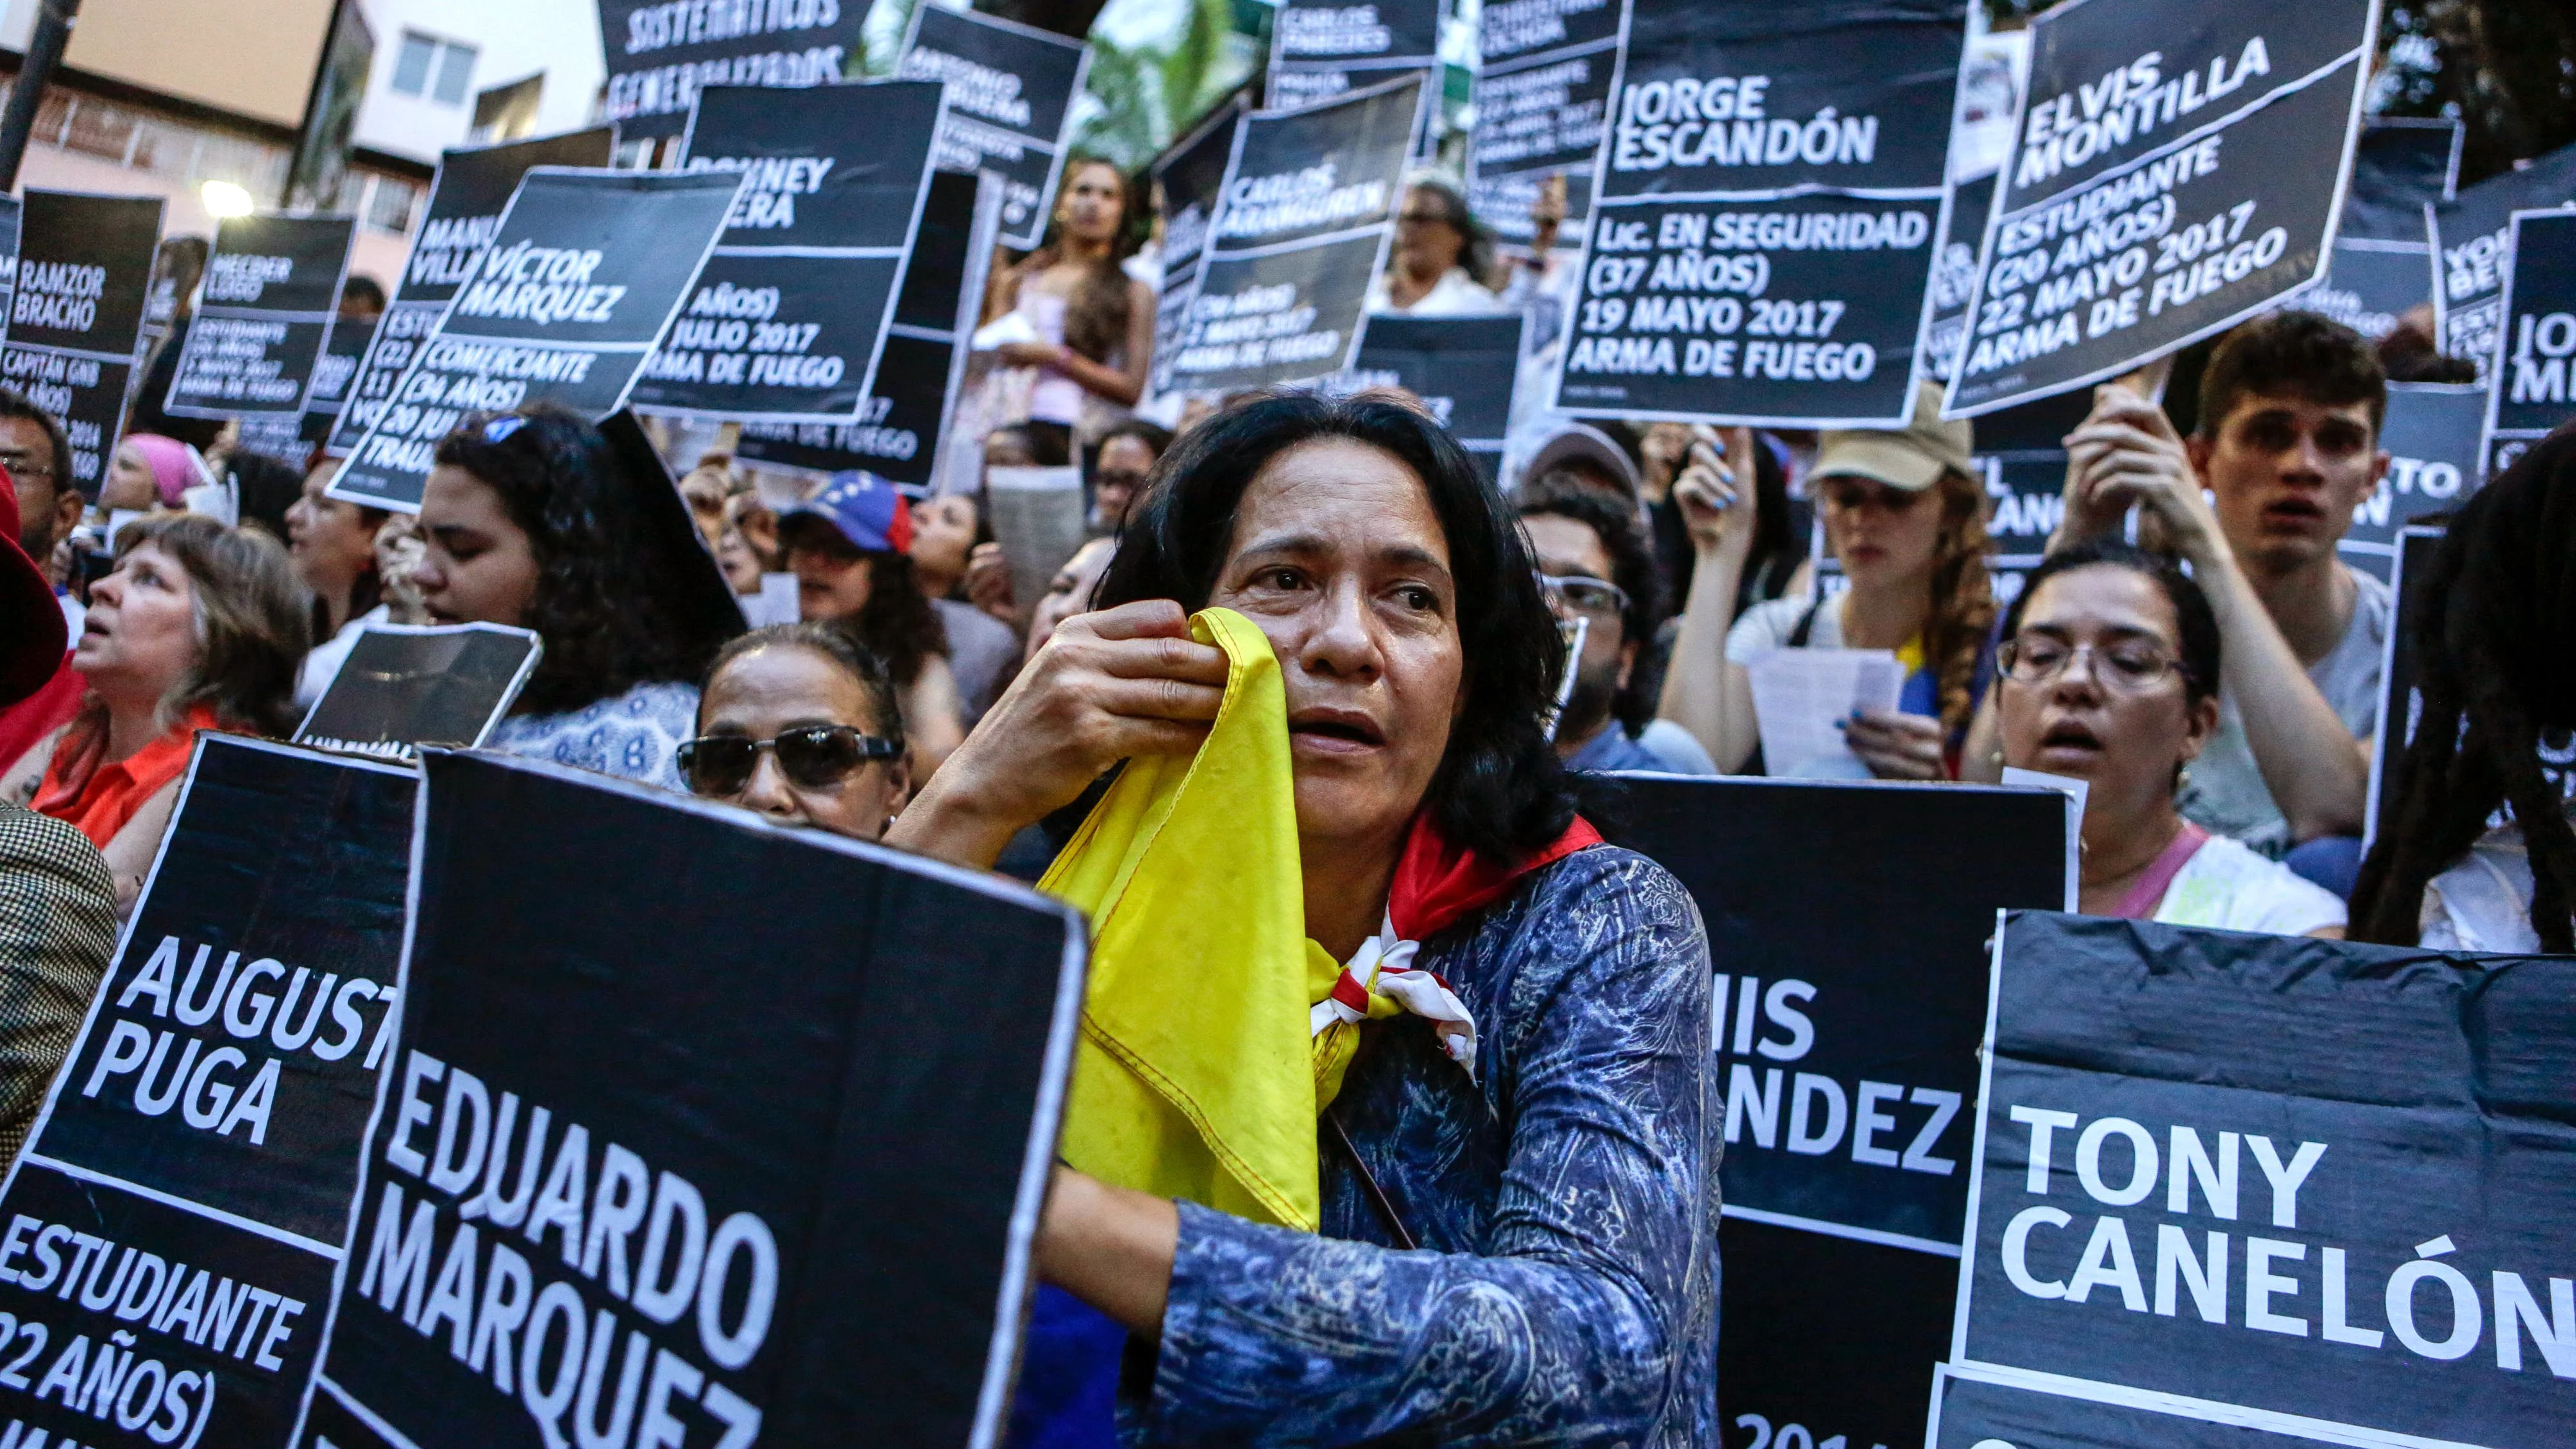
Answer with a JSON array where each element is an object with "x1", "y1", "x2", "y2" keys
[
  {"x1": 1895, "y1": 634, "x2": 1926, "y2": 681},
  {"x1": 1041, "y1": 609, "x2": 1381, "y2": 1232}
]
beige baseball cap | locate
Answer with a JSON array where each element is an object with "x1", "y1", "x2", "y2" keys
[{"x1": 1812, "y1": 381, "x2": 1975, "y2": 491}]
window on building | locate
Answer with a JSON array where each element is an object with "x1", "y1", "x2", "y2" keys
[
  {"x1": 469, "y1": 73, "x2": 544, "y2": 144},
  {"x1": 391, "y1": 31, "x2": 477, "y2": 106}
]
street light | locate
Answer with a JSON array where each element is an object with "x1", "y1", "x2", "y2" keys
[{"x1": 201, "y1": 180, "x2": 255, "y2": 218}]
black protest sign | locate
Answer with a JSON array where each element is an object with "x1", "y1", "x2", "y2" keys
[
  {"x1": 1344, "y1": 312, "x2": 1524, "y2": 479},
  {"x1": 294, "y1": 750, "x2": 1084, "y2": 1449},
  {"x1": 3, "y1": 191, "x2": 164, "y2": 498},
  {"x1": 1922, "y1": 171, "x2": 1998, "y2": 386},
  {"x1": 899, "y1": 5, "x2": 1090, "y2": 250},
  {"x1": 598, "y1": 0, "x2": 862, "y2": 144},
  {"x1": 1931, "y1": 1365, "x2": 2362, "y2": 1448},
  {"x1": 1970, "y1": 388, "x2": 2094, "y2": 567},
  {"x1": 1947, "y1": 911, "x2": 2576, "y2": 1446},
  {"x1": 2429, "y1": 139, "x2": 2576, "y2": 378},
  {"x1": 294, "y1": 624, "x2": 543, "y2": 760},
  {"x1": 1470, "y1": 0, "x2": 1622, "y2": 190},
  {"x1": 299, "y1": 316, "x2": 374, "y2": 447},
  {"x1": 734, "y1": 169, "x2": 999, "y2": 486},
  {"x1": 1164, "y1": 75, "x2": 1426, "y2": 394},
  {"x1": 165, "y1": 215, "x2": 357, "y2": 420},
  {"x1": 1268, "y1": 0, "x2": 1438, "y2": 151},
  {"x1": 0, "y1": 735, "x2": 411, "y2": 1449},
  {"x1": 2483, "y1": 209, "x2": 2576, "y2": 478},
  {"x1": 1587, "y1": 773, "x2": 2068, "y2": 1449},
  {"x1": 596, "y1": 407, "x2": 754, "y2": 653},
  {"x1": 1146, "y1": 95, "x2": 1245, "y2": 399},
  {"x1": 0, "y1": 196, "x2": 23, "y2": 335},
  {"x1": 2363, "y1": 524, "x2": 2442, "y2": 851},
  {"x1": 1945, "y1": 0, "x2": 2378, "y2": 417},
  {"x1": 633, "y1": 80, "x2": 945, "y2": 421},
  {"x1": 2311, "y1": 118, "x2": 2459, "y2": 343},
  {"x1": 330, "y1": 128, "x2": 618, "y2": 456},
  {"x1": 1555, "y1": 0, "x2": 1964, "y2": 425},
  {"x1": 328, "y1": 168, "x2": 743, "y2": 513},
  {"x1": 2342, "y1": 381, "x2": 2483, "y2": 584}
]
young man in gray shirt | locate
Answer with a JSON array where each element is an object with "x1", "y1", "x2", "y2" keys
[{"x1": 2031, "y1": 311, "x2": 2390, "y2": 857}]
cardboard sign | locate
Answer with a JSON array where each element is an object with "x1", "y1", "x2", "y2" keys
[
  {"x1": 899, "y1": 5, "x2": 1091, "y2": 250},
  {"x1": 1970, "y1": 388, "x2": 2095, "y2": 571},
  {"x1": 0, "y1": 196, "x2": 25, "y2": 346},
  {"x1": 1162, "y1": 73, "x2": 1428, "y2": 394},
  {"x1": 1470, "y1": 0, "x2": 1622, "y2": 194},
  {"x1": 629, "y1": 80, "x2": 945, "y2": 421},
  {"x1": 1555, "y1": 0, "x2": 1967, "y2": 425},
  {"x1": 0, "y1": 735, "x2": 413, "y2": 1449},
  {"x1": 2362, "y1": 524, "x2": 2443, "y2": 851},
  {"x1": 165, "y1": 214, "x2": 358, "y2": 419},
  {"x1": 2343, "y1": 381, "x2": 2483, "y2": 584},
  {"x1": 1341, "y1": 312, "x2": 1526, "y2": 480},
  {"x1": 292, "y1": 624, "x2": 544, "y2": 760},
  {"x1": 1942, "y1": 911, "x2": 2576, "y2": 1447},
  {"x1": 1589, "y1": 773, "x2": 2071, "y2": 1449},
  {"x1": 1146, "y1": 95, "x2": 1246, "y2": 401},
  {"x1": 328, "y1": 128, "x2": 619, "y2": 457},
  {"x1": 299, "y1": 316, "x2": 375, "y2": 448},
  {"x1": 1269, "y1": 0, "x2": 1439, "y2": 153},
  {"x1": 597, "y1": 0, "x2": 862, "y2": 144},
  {"x1": 1945, "y1": 0, "x2": 2380, "y2": 417},
  {"x1": 2429, "y1": 138, "x2": 2576, "y2": 379},
  {"x1": 327, "y1": 168, "x2": 745, "y2": 513},
  {"x1": 2482, "y1": 209, "x2": 2576, "y2": 478},
  {"x1": 2309, "y1": 117, "x2": 2459, "y2": 341},
  {"x1": 3, "y1": 190, "x2": 165, "y2": 498},
  {"x1": 291, "y1": 750, "x2": 1086, "y2": 1449},
  {"x1": 732, "y1": 170, "x2": 1001, "y2": 489}
]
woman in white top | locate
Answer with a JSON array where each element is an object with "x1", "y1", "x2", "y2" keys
[
  {"x1": 410, "y1": 409, "x2": 741, "y2": 791},
  {"x1": 987, "y1": 158, "x2": 1156, "y2": 454},
  {"x1": 1365, "y1": 171, "x2": 1505, "y2": 316},
  {"x1": 2351, "y1": 429, "x2": 2576, "y2": 952},
  {"x1": 1996, "y1": 541, "x2": 2344, "y2": 936},
  {"x1": 285, "y1": 457, "x2": 390, "y2": 705}
]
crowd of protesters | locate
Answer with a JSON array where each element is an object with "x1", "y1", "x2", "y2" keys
[{"x1": 3, "y1": 152, "x2": 2575, "y2": 1449}]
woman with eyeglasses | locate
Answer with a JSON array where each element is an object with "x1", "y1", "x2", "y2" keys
[
  {"x1": 1661, "y1": 383, "x2": 1995, "y2": 778},
  {"x1": 1996, "y1": 540, "x2": 2344, "y2": 935},
  {"x1": 680, "y1": 624, "x2": 911, "y2": 840}
]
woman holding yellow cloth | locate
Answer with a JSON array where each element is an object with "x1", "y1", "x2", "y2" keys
[{"x1": 891, "y1": 393, "x2": 1717, "y2": 1446}]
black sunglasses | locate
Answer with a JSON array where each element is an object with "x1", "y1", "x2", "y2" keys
[{"x1": 679, "y1": 725, "x2": 901, "y2": 796}]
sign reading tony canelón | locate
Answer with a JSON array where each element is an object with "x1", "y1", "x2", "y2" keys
[
  {"x1": 1944, "y1": 911, "x2": 2575, "y2": 1448},
  {"x1": 0, "y1": 735, "x2": 412, "y2": 1449},
  {"x1": 327, "y1": 167, "x2": 744, "y2": 513},
  {"x1": 294, "y1": 750, "x2": 1087, "y2": 1449},
  {"x1": 1943, "y1": 0, "x2": 2379, "y2": 416},
  {"x1": 328, "y1": 129, "x2": 618, "y2": 457},
  {"x1": 1553, "y1": 0, "x2": 1966, "y2": 426}
]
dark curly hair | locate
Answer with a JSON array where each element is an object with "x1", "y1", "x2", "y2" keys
[
  {"x1": 775, "y1": 515, "x2": 949, "y2": 687},
  {"x1": 2351, "y1": 428, "x2": 2576, "y2": 950},
  {"x1": 1513, "y1": 471, "x2": 1665, "y2": 736},
  {"x1": 434, "y1": 406, "x2": 721, "y2": 715},
  {"x1": 1095, "y1": 390, "x2": 1577, "y2": 865}
]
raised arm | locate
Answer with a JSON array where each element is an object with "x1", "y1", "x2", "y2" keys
[{"x1": 1656, "y1": 426, "x2": 1763, "y2": 772}]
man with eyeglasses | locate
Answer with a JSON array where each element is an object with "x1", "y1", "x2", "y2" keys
[
  {"x1": 0, "y1": 388, "x2": 88, "y2": 781},
  {"x1": 2039, "y1": 311, "x2": 2389, "y2": 873},
  {"x1": 1515, "y1": 475, "x2": 1718, "y2": 775}
]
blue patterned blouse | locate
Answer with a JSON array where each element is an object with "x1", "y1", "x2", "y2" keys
[
  {"x1": 485, "y1": 679, "x2": 699, "y2": 791},
  {"x1": 1121, "y1": 842, "x2": 1719, "y2": 1448}
]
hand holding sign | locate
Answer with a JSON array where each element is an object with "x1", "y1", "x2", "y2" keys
[
  {"x1": 2061, "y1": 388, "x2": 2224, "y2": 562},
  {"x1": 1671, "y1": 424, "x2": 1753, "y2": 559}
]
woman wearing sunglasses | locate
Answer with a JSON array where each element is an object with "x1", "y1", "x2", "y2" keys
[
  {"x1": 1995, "y1": 540, "x2": 2344, "y2": 936},
  {"x1": 679, "y1": 624, "x2": 911, "y2": 840}
]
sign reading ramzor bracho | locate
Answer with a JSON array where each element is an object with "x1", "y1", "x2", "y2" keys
[
  {"x1": 3, "y1": 190, "x2": 163, "y2": 497},
  {"x1": 327, "y1": 167, "x2": 744, "y2": 512}
]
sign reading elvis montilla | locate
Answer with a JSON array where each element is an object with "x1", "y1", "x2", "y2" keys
[{"x1": 328, "y1": 167, "x2": 743, "y2": 513}]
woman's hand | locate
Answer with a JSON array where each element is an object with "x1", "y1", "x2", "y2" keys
[
  {"x1": 1673, "y1": 425, "x2": 1756, "y2": 562},
  {"x1": 1035, "y1": 1164, "x2": 1178, "y2": 1335},
  {"x1": 885, "y1": 600, "x2": 1227, "y2": 869},
  {"x1": 1842, "y1": 709, "x2": 1947, "y2": 780},
  {"x1": 964, "y1": 541, "x2": 1016, "y2": 624},
  {"x1": 993, "y1": 340, "x2": 1069, "y2": 371}
]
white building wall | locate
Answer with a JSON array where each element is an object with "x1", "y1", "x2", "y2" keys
[{"x1": 348, "y1": 0, "x2": 606, "y2": 163}]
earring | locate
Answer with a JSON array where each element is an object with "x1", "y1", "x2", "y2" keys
[{"x1": 2176, "y1": 766, "x2": 2192, "y2": 791}]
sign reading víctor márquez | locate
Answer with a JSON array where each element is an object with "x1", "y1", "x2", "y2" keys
[
  {"x1": 1551, "y1": 0, "x2": 1965, "y2": 426},
  {"x1": 1945, "y1": 912, "x2": 2576, "y2": 1448},
  {"x1": 1942, "y1": 0, "x2": 2379, "y2": 416}
]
